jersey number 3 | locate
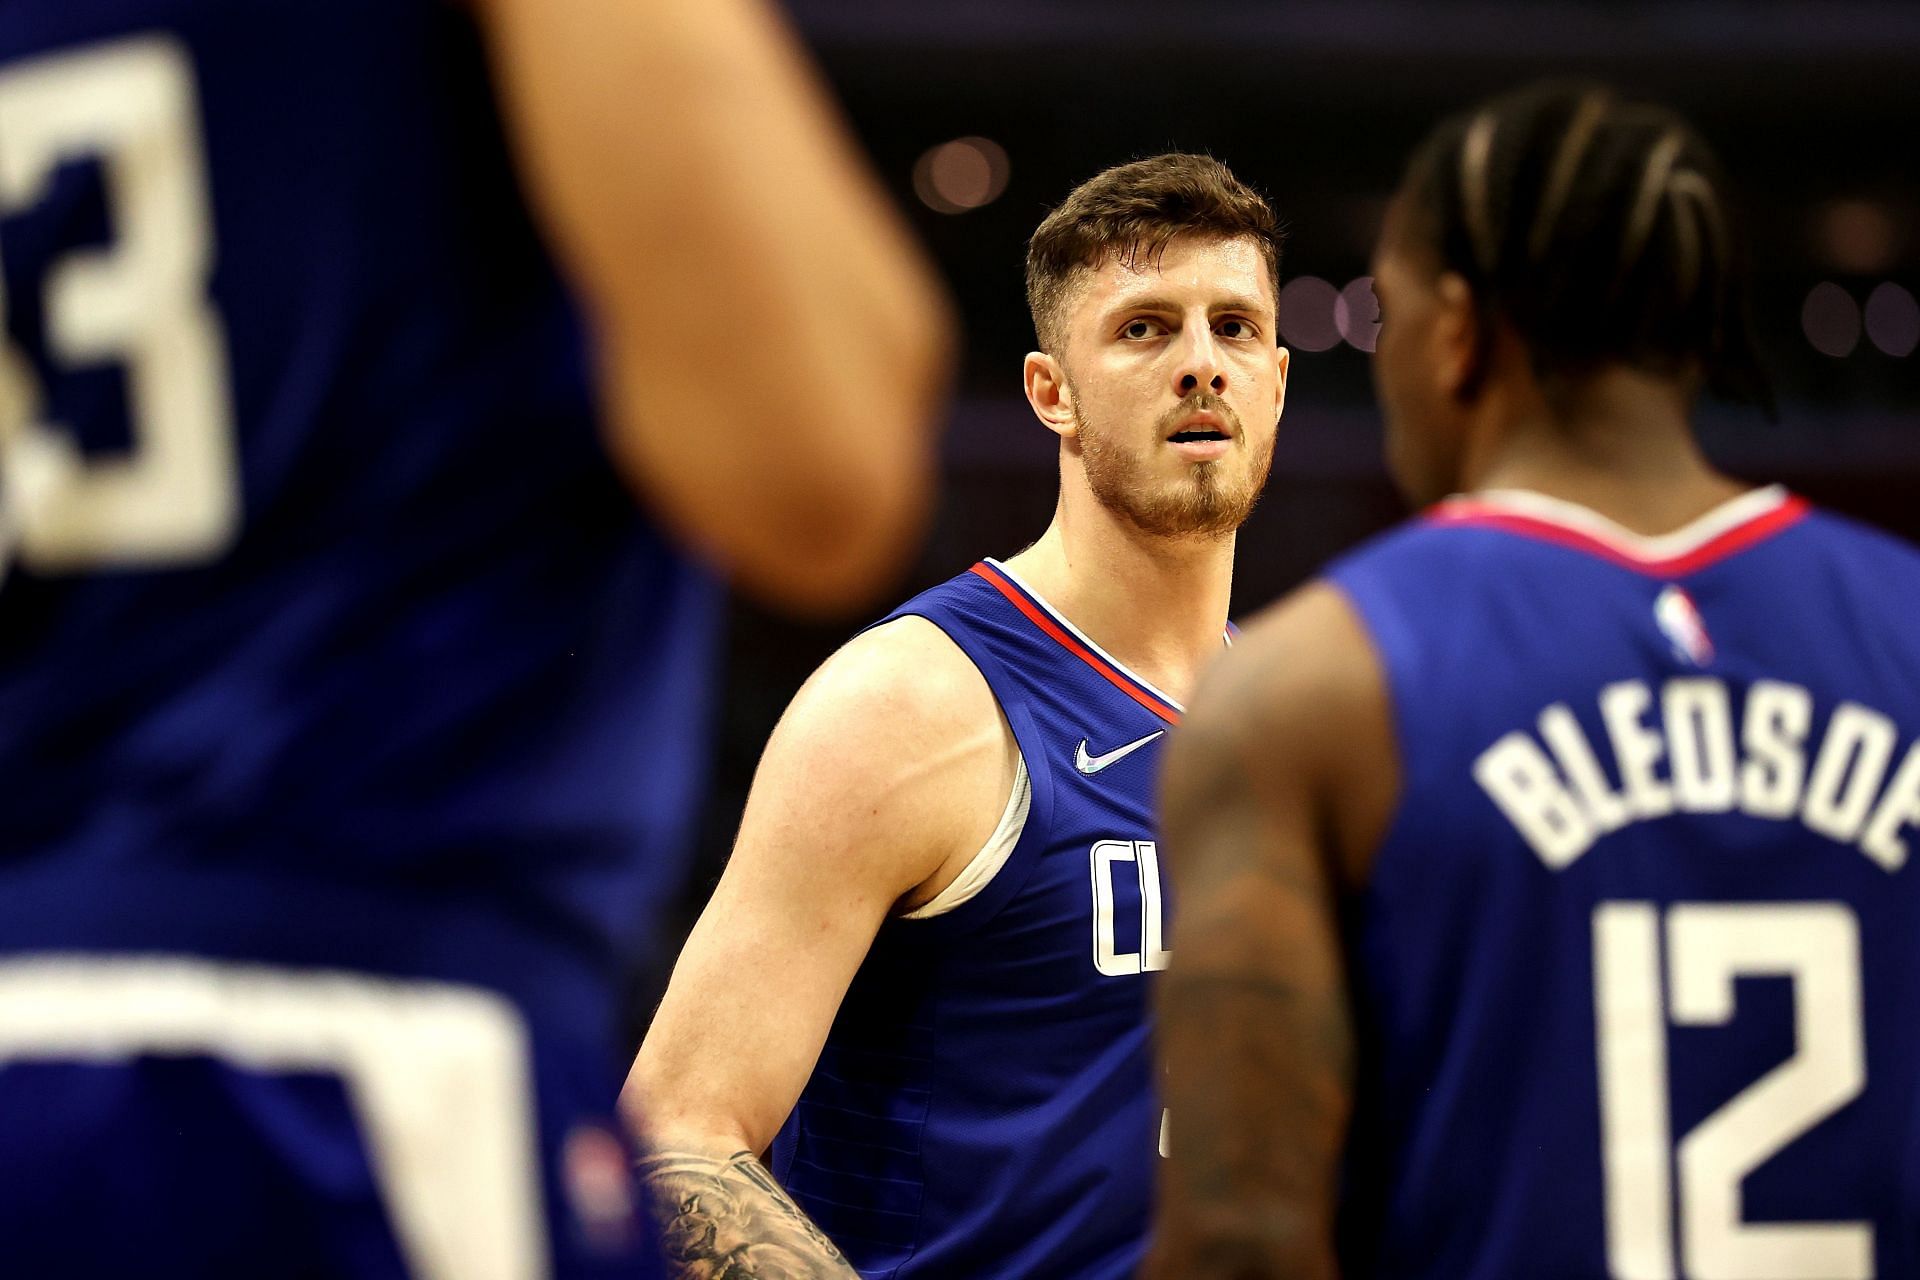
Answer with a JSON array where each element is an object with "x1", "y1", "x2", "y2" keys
[
  {"x1": 0, "y1": 36, "x2": 237, "y2": 581},
  {"x1": 1594, "y1": 901, "x2": 1871, "y2": 1280}
]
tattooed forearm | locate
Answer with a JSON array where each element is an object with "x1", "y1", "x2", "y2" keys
[
  {"x1": 1147, "y1": 943, "x2": 1353, "y2": 1280},
  {"x1": 640, "y1": 1149, "x2": 860, "y2": 1280},
  {"x1": 1146, "y1": 663, "x2": 1355, "y2": 1280}
]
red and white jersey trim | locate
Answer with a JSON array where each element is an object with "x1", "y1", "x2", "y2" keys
[
  {"x1": 976, "y1": 558, "x2": 1187, "y2": 720},
  {"x1": 1427, "y1": 484, "x2": 1809, "y2": 576}
]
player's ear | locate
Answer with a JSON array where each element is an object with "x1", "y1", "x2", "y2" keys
[
  {"x1": 1024, "y1": 351, "x2": 1078, "y2": 439},
  {"x1": 1273, "y1": 345, "x2": 1290, "y2": 422},
  {"x1": 1433, "y1": 271, "x2": 1484, "y2": 402}
]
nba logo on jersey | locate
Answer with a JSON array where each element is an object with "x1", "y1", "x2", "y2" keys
[
  {"x1": 562, "y1": 1124, "x2": 640, "y2": 1255},
  {"x1": 1654, "y1": 584, "x2": 1713, "y2": 666}
]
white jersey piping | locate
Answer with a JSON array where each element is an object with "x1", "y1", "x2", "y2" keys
[
  {"x1": 900, "y1": 748, "x2": 1031, "y2": 920},
  {"x1": 901, "y1": 562, "x2": 1236, "y2": 922},
  {"x1": 1448, "y1": 485, "x2": 1792, "y2": 562},
  {"x1": 984, "y1": 558, "x2": 1189, "y2": 713}
]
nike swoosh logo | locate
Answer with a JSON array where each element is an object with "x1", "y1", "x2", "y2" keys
[{"x1": 1074, "y1": 730, "x2": 1166, "y2": 775}]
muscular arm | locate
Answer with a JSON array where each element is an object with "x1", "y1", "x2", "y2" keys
[
  {"x1": 475, "y1": 0, "x2": 955, "y2": 613},
  {"x1": 1145, "y1": 582, "x2": 1398, "y2": 1280},
  {"x1": 624, "y1": 618, "x2": 1016, "y2": 1277}
]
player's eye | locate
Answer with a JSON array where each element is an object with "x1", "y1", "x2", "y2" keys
[
  {"x1": 1215, "y1": 317, "x2": 1258, "y2": 340},
  {"x1": 1120, "y1": 319, "x2": 1162, "y2": 340}
]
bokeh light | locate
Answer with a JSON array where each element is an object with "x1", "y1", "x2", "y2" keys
[
  {"x1": 913, "y1": 137, "x2": 1011, "y2": 215},
  {"x1": 1278, "y1": 276, "x2": 1342, "y2": 353},
  {"x1": 1863, "y1": 282, "x2": 1919, "y2": 358},
  {"x1": 1801, "y1": 282, "x2": 1861, "y2": 358},
  {"x1": 1817, "y1": 199, "x2": 1900, "y2": 275},
  {"x1": 1335, "y1": 277, "x2": 1381, "y2": 353}
]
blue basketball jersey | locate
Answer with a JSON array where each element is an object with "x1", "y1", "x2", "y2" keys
[
  {"x1": 0, "y1": 2, "x2": 717, "y2": 1014},
  {"x1": 0, "y1": 6, "x2": 714, "y2": 1273},
  {"x1": 1327, "y1": 486, "x2": 1920, "y2": 1280},
  {"x1": 773, "y1": 560, "x2": 1182, "y2": 1279}
]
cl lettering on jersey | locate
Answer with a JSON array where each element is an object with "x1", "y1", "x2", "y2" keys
[
  {"x1": 1090, "y1": 839, "x2": 1170, "y2": 976},
  {"x1": 1475, "y1": 677, "x2": 1920, "y2": 872}
]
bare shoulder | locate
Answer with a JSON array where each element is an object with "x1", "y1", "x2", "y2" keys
[
  {"x1": 1177, "y1": 581, "x2": 1398, "y2": 886},
  {"x1": 744, "y1": 613, "x2": 1017, "y2": 906},
  {"x1": 776, "y1": 614, "x2": 1005, "y2": 762},
  {"x1": 1206, "y1": 582, "x2": 1382, "y2": 738}
]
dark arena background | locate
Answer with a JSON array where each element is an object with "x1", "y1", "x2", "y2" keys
[{"x1": 639, "y1": 0, "x2": 1920, "y2": 1025}]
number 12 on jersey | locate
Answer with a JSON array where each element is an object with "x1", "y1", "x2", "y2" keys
[{"x1": 1594, "y1": 901, "x2": 1870, "y2": 1280}]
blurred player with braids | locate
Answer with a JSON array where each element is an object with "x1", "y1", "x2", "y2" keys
[
  {"x1": 631, "y1": 153, "x2": 1286, "y2": 1279},
  {"x1": 1151, "y1": 81, "x2": 1920, "y2": 1279},
  {"x1": 0, "y1": 1, "x2": 951, "y2": 1275}
]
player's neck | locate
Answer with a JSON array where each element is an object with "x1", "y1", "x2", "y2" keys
[
  {"x1": 1462, "y1": 367, "x2": 1749, "y2": 537},
  {"x1": 1001, "y1": 496, "x2": 1234, "y2": 706}
]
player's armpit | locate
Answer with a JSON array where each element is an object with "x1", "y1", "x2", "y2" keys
[
  {"x1": 1145, "y1": 582, "x2": 1396, "y2": 1280},
  {"x1": 642, "y1": 1147, "x2": 859, "y2": 1280},
  {"x1": 625, "y1": 616, "x2": 1012, "y2": 1249}
]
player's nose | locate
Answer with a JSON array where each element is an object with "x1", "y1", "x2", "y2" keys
[{"x1": 1171, "y1": 325, "x2": 1228, "y2": 398}]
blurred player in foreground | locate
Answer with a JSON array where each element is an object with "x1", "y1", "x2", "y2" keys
[
  {"x1": 0, "y1": 0, "x2": 950, "y2": 1275},
  {"x1": 629, "y1": 154, "x2": 1287, "y2": 1278},
  {"x1": 1151, "y1": 81, "x2": 1920, "y2": 1279}
]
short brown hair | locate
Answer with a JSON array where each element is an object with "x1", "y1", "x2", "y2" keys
[{"x1": 1025, "y1": 153, "x2": 1284, "y2": 353}]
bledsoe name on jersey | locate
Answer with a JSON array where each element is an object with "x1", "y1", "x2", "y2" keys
[{"x1": 1474, "y1": 677, "x2": 1920, "y2": 872}]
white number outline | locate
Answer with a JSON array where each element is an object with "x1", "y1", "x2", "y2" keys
[
  {"x1": 0, "y1": 35, "x2": 238, "y2": 578},
  {"x1": 1594, "y1": 901, "x2": 1871, "y2": 1280},
  {"x1": 0, "y1": 954, "x2": 548, "y2": 1279}
]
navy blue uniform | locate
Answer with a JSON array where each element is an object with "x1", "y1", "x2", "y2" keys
[
  {"x1": 0, "y1": 4, "x2": 716, "y2": 1274},
  {"x1": 1328, "y1": 487, "x2": 1920, "y2": 1280},
  {"x1": 773, "y1": 561, "x2": 1179, "y2": 1279}
]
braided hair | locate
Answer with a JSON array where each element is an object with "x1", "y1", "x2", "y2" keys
[{"x1": 1399, "y1": 80, "x2": 1772, "y2": 412}]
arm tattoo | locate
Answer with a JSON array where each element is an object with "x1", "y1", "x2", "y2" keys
[
  {"x1": 1147, "y1": 698, "x2": 1354, "y2": 1280},
  {"x1": 639, "y1": 1149, "x2": 860, "y2": 1280},
  {"x1": 1150, "y1": 892, "x2": 1353, "y2": 1280}
]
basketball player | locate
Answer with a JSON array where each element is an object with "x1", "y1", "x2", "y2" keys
[
  {"x1": 629, "y1": 154, "x2": 1288, "y2": 1278},
  {"x1": 0, "y1": 1, "x2": 950, "y2": 1275},
  {"x1": 1149, "y1": 81, "x2": 1920, "y2": 1278}
]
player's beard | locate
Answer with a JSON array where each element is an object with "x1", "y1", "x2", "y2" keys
[{"x1": 1075, "y1": 392, "x2": 1274, "y2": 539}]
